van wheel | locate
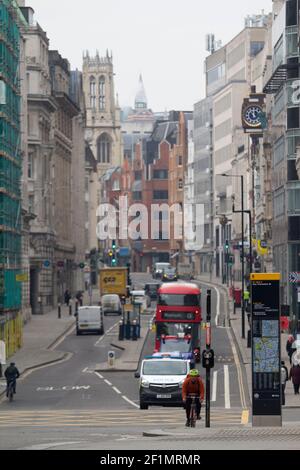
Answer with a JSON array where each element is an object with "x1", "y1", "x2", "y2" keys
[
  {"x1": 140, "y1": 403, "x2": 148, "y2": 410},
  {"x1": 99, "y1": 328, "x2": 104, "y2": 335}
]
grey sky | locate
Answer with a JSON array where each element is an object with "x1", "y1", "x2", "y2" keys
[{"x1": 27, "y1": 0, "x2": 272, "y2": 111}]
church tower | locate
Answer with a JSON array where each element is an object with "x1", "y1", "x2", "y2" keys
[{"x1": 82, "y1": 51, "x2": 122, "y2": 175}]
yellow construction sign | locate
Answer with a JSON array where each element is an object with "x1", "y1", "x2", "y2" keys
[{"x1": 16, "y1": 273, "x2": 29, "y2": 282}]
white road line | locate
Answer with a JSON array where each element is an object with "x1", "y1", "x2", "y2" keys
[
  {"x1": 122, "y1": 395, "x2": 139, "y2": 409},
  {"x1": 212, "y1": 370, "x2": 218, "y2": 402},
  {"x1": 104, "y1": 379, "x2": 112, "y2": 387},
  {"x1": 212, "y1": 285, "x2": 221, "y2": 327},
  {"x1": 224, "y1": 365, "x2": 231, "y2": 409},
  {"x1": 112, "y1": 387, "x2": 121, "y2": 395},
  {"x1": 82, "y1": 367, "x2": 88, "y2": 373},
  {"x1": 94, "y1": 372, "x2": 103, "y2": 380},
  {"x1": 94, "y1": 320, "x2": 120, "y2": 346}
]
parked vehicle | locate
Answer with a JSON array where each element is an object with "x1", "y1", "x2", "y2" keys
[
  {"x1": 153, "y1": 262, "x2": 172, "y2": 280},
  {"x1": 131, "y1": 290, "x2": 148, "y2": 312},
  {"x1": 76, "y1": 306, "x2": 104, "y2": 336},
  {"x1": 162, "y1": 267, "x2": 178, "y2": 282},
  {"x1": 135, "y1": 355, "x2": 190, "y2": 409},
  {"x1": 145, "y1": 282, "x2": 161, "y2": 301},
  {"x1": 101, "y1": 294, "x2": 122, "y2": 316}
]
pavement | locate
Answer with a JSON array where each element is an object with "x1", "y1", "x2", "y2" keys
[
  {"x1": 196, "y1": 273, "x2": 300, "y2": 409},
  {"x1": 0, "y1": 288, "x2": 153, "y2": 394}
]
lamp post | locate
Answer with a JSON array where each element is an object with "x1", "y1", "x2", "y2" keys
[{"x1": 218, "y1": 173, "x2": 252, "y2": 340}]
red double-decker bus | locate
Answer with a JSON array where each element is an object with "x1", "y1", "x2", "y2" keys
[{"x1": 155, "y1": 283, "x2": 202, "y2": 351}]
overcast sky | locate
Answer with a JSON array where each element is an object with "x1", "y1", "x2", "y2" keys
[{"x1": 27, "y1": 0, "x2": 272, "y2": 111}]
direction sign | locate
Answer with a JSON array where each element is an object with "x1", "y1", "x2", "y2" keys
[{"x1": 43, "y1": 260, "x2": 51, "y2": 268}]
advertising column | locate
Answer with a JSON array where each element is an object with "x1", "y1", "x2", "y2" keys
[{"x1": 251, "y1": 273, "x2": 282, "y2": 427}]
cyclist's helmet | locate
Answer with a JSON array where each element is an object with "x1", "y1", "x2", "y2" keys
[
  {"x1": 10, "y1": 362, "x2": 15, "y2": 366},
  {"x1": 189, "y1": 369, "x2": 199, "y2": 377}
]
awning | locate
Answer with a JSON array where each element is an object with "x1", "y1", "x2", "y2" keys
[{"x1": 263, "y1": 63, "x2": 299, "y2": 94}]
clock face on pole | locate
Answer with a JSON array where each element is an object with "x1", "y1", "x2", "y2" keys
[{"x1": 243, "y1": 105, "x2": 262, "y2": 127}]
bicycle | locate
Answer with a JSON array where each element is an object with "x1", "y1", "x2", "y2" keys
[
  {"x1": 7, "y1": 380, "x2": 15, "y2": 402},
  {"x1": 187, "y1": 394, "x2": 198, "y2": 428}
]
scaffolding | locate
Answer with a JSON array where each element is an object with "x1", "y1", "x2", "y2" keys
[{"x1": 0, "y1": 0, "x2": 23, "y2": 313}]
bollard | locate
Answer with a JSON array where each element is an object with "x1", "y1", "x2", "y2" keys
[
  {"x1": 58, "y1": 303, "x2": 61, "y2": 319},
  {"x1": 108, "y1": 351, "x2": 116, "y2": 368},
  {"x1": 69, "y1": 303, "x2": 72, "y2": 316},
  {"x1": 75, "y1": 300, "x2": 79, "y2": 315},
  {"x1": 119, "y1": 321, "x2": 124, "y2": 341},
  {"x1": 132, "y1": 320, "x2": 138, "y2": 341}
]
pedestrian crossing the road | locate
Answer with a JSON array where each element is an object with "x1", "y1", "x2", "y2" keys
[{"x1": 0, "y1": 408, "x2": 248, "y2": 428}]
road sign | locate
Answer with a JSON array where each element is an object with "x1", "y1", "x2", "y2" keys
[
  {"x1": 289, "y1": 272, "x2": 300, "y2": 284},
  {"x1": 251, "y1": 273, "x2": 281, "y2": 427},
  {"x1": 124, "y1": 304, "x2": 133, "y2": 312},
  {"x1": 57, "y1": 261, "x2": 65, "y2": 268},
  {"x1": 43, "y1": 260, "x2": 51, "y2": 268},
  {"x1": 16, "y1": 273, "x2": 28, "y2": 282}
]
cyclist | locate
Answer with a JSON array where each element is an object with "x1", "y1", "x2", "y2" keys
[
  {"x1": 182, "y1": 369, "x2": 205, "y2": 427},
  {"x1": 4, "y1": 362, "x2": 20, "y2": 397}
]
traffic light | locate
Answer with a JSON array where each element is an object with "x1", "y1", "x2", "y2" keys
[
  {"x1": 112, "y1": 240, "x2": 116, "y2": 250},
  {"x1": 225, "y1": 240, "x2": 229, "y2": 251},
  {"x1": 112, "y1": 255, "x2": 117, "y2": 266},
  {"x1": 108, "y1": 250, "x2": 113, "y2": 258}
]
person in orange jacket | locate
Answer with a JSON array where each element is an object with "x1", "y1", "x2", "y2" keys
[{"x1": 182, "y1": 369, "x2": 205, "y2": 427}]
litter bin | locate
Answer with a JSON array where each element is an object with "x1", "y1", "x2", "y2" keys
[{"x1": 247, "y1": 329, "x2": 251, "y2": 348}]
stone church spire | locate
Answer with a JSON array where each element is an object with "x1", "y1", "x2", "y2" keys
[{"x1": 135, "y1": 74, "x2": 147, "y2": 110}]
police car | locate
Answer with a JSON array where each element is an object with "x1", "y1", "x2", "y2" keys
[{"x1": 134, "y1": 354, "x2": 191, "y2": 410}]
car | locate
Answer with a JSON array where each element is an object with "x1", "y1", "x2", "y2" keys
[
  {"x1": 101, "y1": 294, "x2": 122, "y2": 316},
  {"x1": 153, "y1": 262, "x2": 172, "y2": 280},
  {"x1": 144, "y1": 282, "x2": 161, "y2": 301},
  {"x1": 162, "y1": 267, "x2": 178, "y2": 282},
  {"x1": 135, "y1": 355, "x2": 190, "y2": 409}
]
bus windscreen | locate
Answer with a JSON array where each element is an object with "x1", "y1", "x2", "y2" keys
[{"x1": 158, "y1": 294, "x2": 200, "y2": 307}]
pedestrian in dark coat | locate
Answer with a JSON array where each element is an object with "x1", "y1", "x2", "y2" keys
[
  {"x1": 289, "y1": 364, "x2": 300, "y2": 395},
  {"x1": 281, "y1": 361, "x2": 289, "y2": 405},
  {"x1": 64, "y1": 289, "x2": 71, "y2": 307},
  {"x1": 286, "y1": 335, "x2": 296, "y2": 364}
]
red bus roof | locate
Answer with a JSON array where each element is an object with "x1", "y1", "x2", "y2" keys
[{"x1": 158, "y1": 282, "x2": 201, "y2": 295}]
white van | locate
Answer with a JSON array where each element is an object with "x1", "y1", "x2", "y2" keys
[{"x1": 76, "y1": 306, "x2": 104, "y2": 336}]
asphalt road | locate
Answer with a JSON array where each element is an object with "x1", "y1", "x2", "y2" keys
[{"x1": 0, "y1": 275, "x2": 298, "y2": 450}]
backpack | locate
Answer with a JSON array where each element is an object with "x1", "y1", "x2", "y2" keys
[{"x1": 281, "y1": 366, "x2": 288, "y2": 384}]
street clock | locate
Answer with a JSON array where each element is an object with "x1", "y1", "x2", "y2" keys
[{"x1": 243, "y1": 105, "x2": 263, "y2": 128}]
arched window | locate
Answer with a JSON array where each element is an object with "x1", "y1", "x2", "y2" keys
[
  {"x1": 97, "y1": 133, "x2": 111, "y2": 164},
  {"x1": 99, "y1": 76, "x2": 105, "y2": 110},
  {"x1": 90, "y1": 76, "x2": 96, "y2": 109}
]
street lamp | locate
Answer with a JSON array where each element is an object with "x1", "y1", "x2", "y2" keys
[{"x1": 218, "y1": 173, "x2": 253, "y2": 339}]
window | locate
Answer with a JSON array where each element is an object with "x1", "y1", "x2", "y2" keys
[
  {"x1": 99, "y1": 76, "x2": 105, "y2": 110},
  {"x1": 178, "y1": 179, "x2": 183, "y2": 190},
  {"x1": 207, "y1": 63, "x2": 225, "y2": 85},
  {"x1": 250, "y1": 42, "x2": 265, "y2": 57},
  {"x1": 178, "y1": 156, "x2": 183, "y2": 166},
  {"x1": 153, "y1": 169, "x2": 168, "y2": 179},
  {"x1": 97, "y1": 133, "x2": 111, "y2": 163},
  {"x1": 274, "y1": 36, "x2": 284, "y2": 69},
  {"x1": 288, "y1": 189, "x2": 300, "y2": 212},
  {"x1": 288, "y1": 216, "x2": 300, "y2": 240},
  {"x1": 28, "y1": 152, "x2": 34, "y2": 179},
  {"x1": 132, "y1": 191, "x2": 142, "y2": 201},
  {"x1": 288, "y1": 160, "x2": 299, "y2": 181},
  {"x1": 153, "y1": 190, "x2": 168, "y2": 200},
  {"x1": 287, "y1": 108, "x2": 300, "y2": 129},
  {"x1": 134, "y1": 171, "x2": 142, "y2": 181},
  {"x1": 90, "y1": 76, "x2": 96, "y2": 109},
  {"x1": 273, "y1": 137, "x2": 285, "y2": 166},
  {"x1": 286, "y1": 0, "x2": 297, "y2": 27},
  {"x1": 274, "y1": 191, "x2": 285, "y2": 218}
]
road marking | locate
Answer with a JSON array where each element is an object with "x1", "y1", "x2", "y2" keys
[
  {"x1": 19, "y1": 442, "x2": 83, "y2": 450},
  {"x1": 212, "y1": 370, "x2": 218, "y2": 402},
  {"x1": 122, "y1": 395, "x2": 139, "y2": 409},
  {"x1": 241, "y1": 409, "x2": 249, "y2": 425},
  {"x1": 224, "y1": 365, "x2": 231, "y2": 409},
  {"x1": 104, "y1": 379, "x2": 112, "y2": 386},
  {"x1": 112, "y1": 386, "x2": 121, "y2": 394},
  {"x1": 226, "y1": 327, "x2": 247, "y2": 409},
  {"x1": 94, "y1": 372, "x2": 103, "y2": 379},
  {"x1": 213, "y1": 285, "x2": 221, "y2": 327},
  {"x1": 94, "y1": 320, "x2": 120, "y2": 346}
]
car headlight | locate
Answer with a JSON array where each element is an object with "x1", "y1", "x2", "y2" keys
[
  {"x1": 141, "y1": 380, "x2": 150, "y2": 388},
  {"x1": 179, "y1": 380, "x2": 185, "y2": 389}
]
